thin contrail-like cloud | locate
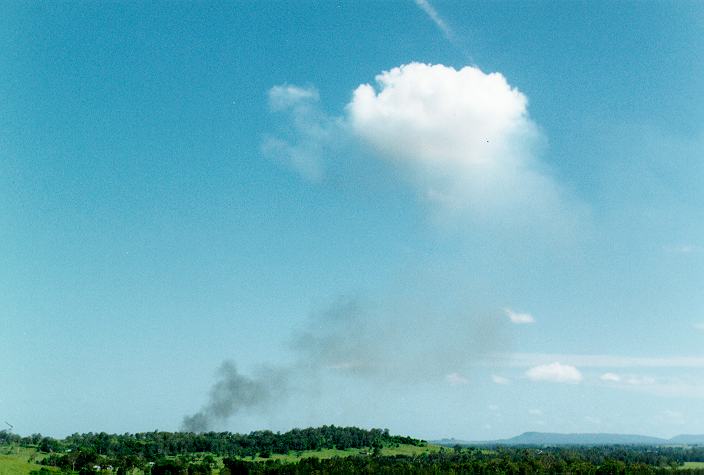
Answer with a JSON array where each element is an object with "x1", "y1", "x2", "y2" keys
[
  {"x1": 413, "y1": 0, "x2": 474, "y2": 62},
  {"x1": 414, "y1": 0, "x2": 455, "y2": 42}
]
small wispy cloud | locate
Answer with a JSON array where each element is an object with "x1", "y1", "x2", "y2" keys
[
  {"x1": 694, "y1": 323, "x2": 704, "y2": 331},
  {"x1": 664, "y1": 244, "x2": 702, "y2": 254},
  {"x1": 525, "y1": 362, "x2": 583, "y2": 384},
  {"x1": 600, "y1": 372, "x2": 655, "y2": 386},
  {"x1": 268, "y1": 85, "x2": 319, "y2": 111},
  {"x1": 504, "y1": 308, "x2": 535, "y2": 324},
  {"x1": 446, "y1": 372, "x2": 469, "y2": 386},
  {"x1": 600, "y1": 372, "x2": 621, "y2": 382},
  {"x1": 599, "y1": 372, "x2": 704, "y2": 398},
  {"x1": 623, "y1": 375, "x2": 656, "y2": 386},
  {"x1": 414, "y1": 0, "x2": 454, "y2": 42},
  {"x1": 528, "y1": 408, "x2": 543, "y2": 416},
  {"x1": 263, "y1": 84, "x2": 334, "y2": 182},
  {"x1": 491, "y1": 374, "x2": 510, "y2": 385}
]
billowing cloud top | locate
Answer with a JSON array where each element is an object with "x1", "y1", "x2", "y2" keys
[
  {"x1": 347, "y1": 63, "x2": 556, "y2": 218},
  {"x1": 348, "y1": 63, "x2": 531, "y2": 164},
  {"x1": 267, "y1": 63, "x2": 576, "y2": 231}
]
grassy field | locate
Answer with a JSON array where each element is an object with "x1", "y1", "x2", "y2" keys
[
  {"x1": 682, "y1": 461, "x2": 704, "y2": 469},
  {"x1": 247, "y1": 443, "x2": 442, "y2": 462},
  {"x1": 0, "y1": 444, "x2": 441, "y2": 474},
  {"x1": 0, "y1": 445, "x2": 58, "y2": 475}
]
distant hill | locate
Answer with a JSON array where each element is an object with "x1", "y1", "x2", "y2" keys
[
  {"x1": 432, "y1": 438, "x2": 474, "y2": 447},
  {"x1": 497, "y1": 432, "x2": 667, "y2": 445},
  {"x1": 669, "y1": 434, "x2": 704, "y2": 445},
  {"x1": 433, "y1": 432, "x2": 704, "y2": 446}
]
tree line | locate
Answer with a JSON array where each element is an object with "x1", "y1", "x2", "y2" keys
[
  {"x1": 1, "y1": 426, "x2": 422, "y2": 474},
  {"x1": 4, "y1": 427, "x2": 704, "y2": 474},
  {"x1": 2, "y1": 425, "x2": 422, "y2": 459},
  {"x1": 222, "y1": 448, "x2": 704, "y2": 475}
]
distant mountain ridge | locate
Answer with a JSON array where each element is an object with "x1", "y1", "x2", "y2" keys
[
  {"x1": 669, "y1": 434, "x2": 704, "y2": 444},
  {"x1": 433, "y1": 432, "x2": 704, "y2": 446}
]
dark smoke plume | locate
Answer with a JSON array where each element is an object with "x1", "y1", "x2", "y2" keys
[
  {"x1": 181, "y1": 361, "x2": 286, "y2": 432},
  {"x1": 182, "y1": 296, "x2": 508, "y2": 431}
]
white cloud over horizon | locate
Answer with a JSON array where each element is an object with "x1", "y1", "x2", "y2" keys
[
  {"x1": 600, "y1": 372, "x2": 656, "y2": 386},
  {"x1": 489, "y1": 355, "x2": 704, "y2": 397},
  {"x1": 597, "y1": 372, "x2": 704, "y2": 398},
  {"x1": 525, "y1": 362, "x2": 583, "y2": 383},
  {"x1": 504, "y1": 308, "x2": 535, "y2": 324},
  {"x1": 600, "y1": 372, "x2": 621, "y2": 382},
  {"x1": 491, "y1": 353, "x2": 704, "y2": 369}
]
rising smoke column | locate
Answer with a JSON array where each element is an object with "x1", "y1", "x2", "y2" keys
[
  {"x1": 181, "y1": 295, "x2": 509, "y2": 431},
  {"x1": 181, "y1": 361, "x2": 286, "y2": 432}
]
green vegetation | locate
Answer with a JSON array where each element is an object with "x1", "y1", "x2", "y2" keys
[
  {"x1": 248, "y1": 442, "x2": 442, "y2": 462},
  {"x1": 0, "y1": 445, "x2": 58, "y2": 475},
  {"x1": 1, "y1": 426, "x2": 428, "y2": 474},
  {"x1": 683, "y1": 462, "x2": 704, "y2": 470},
  {"x1": 3, "y1": 427, "x2": 704, "y2": 474}
]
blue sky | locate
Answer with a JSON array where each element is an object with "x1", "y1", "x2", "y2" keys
[{"x1": 1, "y1": 1, "x2": 703, "y2": 440}]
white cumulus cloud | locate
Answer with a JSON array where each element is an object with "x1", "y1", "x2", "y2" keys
[
  {"x1": 265, "y1": 63, "x2": 579, "y2": 230},
  {"x1": 525, "y1": 362, "x2": 583, "y2": 383},
  {"x1": 346, "y1": 63, "x2": 565, "y2": 225},
  {"x1": 504, "y1": 308, "x2": 535, "y2": 324}
]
